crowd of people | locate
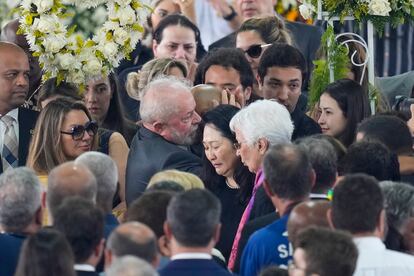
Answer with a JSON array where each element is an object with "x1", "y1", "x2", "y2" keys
[{"x1": 1, "y1": 0, "x2": 414, "y2": 275}]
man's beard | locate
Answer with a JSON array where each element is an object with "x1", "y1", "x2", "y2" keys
[{"x1": 170, "y1": 124, "x2": 199, "y2": 146}]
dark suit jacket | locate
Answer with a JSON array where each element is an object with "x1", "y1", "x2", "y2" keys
[
  {"x1": 291, "y1": 105, "x2": 321, "y2": 140},
  {"x1": 125, "y1": 127, "x2": 202, "y2": 205},
  {"x1": 0, "y1": 233, "x2": 26, "y2": 276},
  {"x1": 0, "y1": 108, "x2": 38, "y2": 173},
  {"x1": 159, "y1": 259, "x2": 234, "y2": 276},
  {"x1": 209, "y1": 20, "x2": 323, "y2": 90},
  {"x1": 75, "y1": 270, "x2": 99, "y2": 276}
]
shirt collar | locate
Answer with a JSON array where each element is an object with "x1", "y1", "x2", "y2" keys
[
  {"x1": 310, "y1": 193, "x2": 329, "y2": 200},
  {"x1": 74, "y1": 264, "x2": 96, "y2": 272},
  {"x1": 171, "y1": 253, "x2": 212, "y2": 260},
  {"x1": 1, "y1": 108, "x2": 19, "y2": 122},
  {"x1": 353, "y1": 236, "x2": 386, "y2": 250}
]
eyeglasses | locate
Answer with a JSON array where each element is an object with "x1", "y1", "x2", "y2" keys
[
  {"x1": 241, "y1": 43, "x2": 272, "y2": 58},
  {"x1": 60, "y1": 121, "x2": 98, "y2": 140},
  {"x1": 233, "y1": 140, "x2": 248, "y2": 150}
]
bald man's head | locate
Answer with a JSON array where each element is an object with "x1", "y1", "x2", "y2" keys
[
  {"x1": 106, "y1": 222, "x2": 158, "y2": 267},
  {"x1": 1, "y1": 19, "x2": 42, "y2": 96},
  {"x1": 47, "y1": 162, "x2": 97, "y2": 220},
  {"x1": 0, "y1": 42, "x2": 30, "y2": 114},
  {"x1": 287, "y1": 201, "x2": 331, "y2": 246}
]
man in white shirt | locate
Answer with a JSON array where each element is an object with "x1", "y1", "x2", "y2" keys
[{"x1": 328, "y1": 174, "x2": 414, "y2": 276}]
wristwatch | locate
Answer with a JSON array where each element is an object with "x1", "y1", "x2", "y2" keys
[{"x1": 223, "y1": 6, "x2": 237, "y2": 21}]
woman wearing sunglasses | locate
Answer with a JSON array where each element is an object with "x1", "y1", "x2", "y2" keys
[
  {"x1": 236, "y1": 16, "x2": 292, "y2": 96},
  {"x1": 26, "y1": 97, "x2": 129, "y2": 219},
  {"x1": 27, "y1": 98, "x2": 98, "y2": 174}
]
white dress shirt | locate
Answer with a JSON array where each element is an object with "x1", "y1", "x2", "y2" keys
[
  {"x1": 353, "y1": 236, "x2": 414, "y2": 276},
  {"x1": 0, "y1": 108, "x2": 19, "y2": 153},
  {"x1": 74, "y1": 264, "x2": 96, "y2": 272},
  {"x1": 171, "y1": 253, "x2": 212, "y2": 261}
]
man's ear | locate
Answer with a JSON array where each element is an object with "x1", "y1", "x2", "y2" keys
[
  {"x1": 309, "y1": 169, "x2": 316, "y2": 189},
  {"x1": 158, "y1": 235, "x2": 171, "y2": 257},
  {"x1": 378, "y1": 209, "x2": 387, "y2": 239},
  {"x1": 95, "y1": 238, "x2": 105, "y2": 258},
  {"x1": 213, "y1": 224, "x2": 221, "y2": 244},
  {"x1": 152, "y1": 121, "x2": 165, "y2": 134},
  {"x1": 263, "y1": 180, "x2": 274, "y2": 198},
  {"x1": 104, "y1": 249, "x2": 113, "y2": 270},
  {"x1": 326, "y1": 208, "x2": 335, "y2": 229},
  {"x1": 35, "y1": 206, "x2": 43, "y2": 227},
  {"x1": 163, "y1": 221, "x2": 172, "y2": 240},
  {"x1": 41, "y1": 191, "x2": 46, "y2": 209}
]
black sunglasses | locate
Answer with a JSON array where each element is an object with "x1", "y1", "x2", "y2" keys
[
  {"x1": 61, "y1": 121, "x2": 98, "y2": 140},
  {"x1": 241, "y1": 43, "x2": 272, "y2": 58}
]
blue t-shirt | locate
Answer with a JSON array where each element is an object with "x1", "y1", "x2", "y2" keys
[{"x1": 239, "y1": 214, "x2": 292, "y2": 276}]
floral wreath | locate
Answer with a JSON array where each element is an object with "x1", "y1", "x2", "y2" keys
[
  {"x1": 19, "y1": 0, "x2": 151, "y2": 87},
  {"x1": 299, "y1": 0, "x2": 414, "y2": 32}
]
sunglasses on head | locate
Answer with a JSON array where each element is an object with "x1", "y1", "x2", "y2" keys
[
  {"x1": 241, "y1": 43, "x2": 272, "y2": 58},
  {"x1": 60, "y1": 121, "x2": 98, "y2": 141}
]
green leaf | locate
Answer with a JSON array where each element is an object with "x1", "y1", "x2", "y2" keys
[
  {"x1": 132, "y1": 23, "x2": 144, "y2": 32},
  {"x1": 308, "y1": 26, "x2": 350, "y2": 109},
  {"x1": 67, "y1": 25, "x2": 77, "y2": 36},
  {"x1": 85, "y1": 40, "x2": 95, "y2": 47},
  {"x1": 57, "y1": 71, "x2": 65, "y2": 85},
  {"x1": 25, "y1": 14, "x2": 34, "y2": 25},
  {"x1": 96, "y1": 50, "x2": 105, "y2": 60},
  {"x1": 106, "y1": 31, "x2": 113, "y2": 41}
]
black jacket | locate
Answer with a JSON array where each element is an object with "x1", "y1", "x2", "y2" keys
[{"x1": 125, "y1": 127, "x2": 202, "y2": 205}]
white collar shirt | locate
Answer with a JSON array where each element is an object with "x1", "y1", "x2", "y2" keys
[
  {"x1": 0, "y1": 108, "x2": 19, "y2": 153},
  {"x1": 353, "y1": 236, "x2": 414, "y2": 276}
]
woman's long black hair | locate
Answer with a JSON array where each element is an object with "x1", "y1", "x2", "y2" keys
[
  {"x1": 201, "y1": 105, "x2": 255, "y2": 205},
  {"x1": 103, "y1": 73, "x2": 137, "y2": 145}
]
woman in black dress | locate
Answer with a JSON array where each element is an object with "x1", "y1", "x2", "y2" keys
[{"x1": 201, "y1": 105, "x2": 255, "y2": 261}]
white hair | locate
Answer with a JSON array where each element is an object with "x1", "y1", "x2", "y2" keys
[
  {"x1": 75, "y1": 152, "x2": 118, "y2": 213},
  {"x1": 106, "y1": 256, "x2": 158, "y2": 276},
  {"x1": 139, "y1": 76, "x2": 192, "y2": 124},
  {"x1": 229, "y1": 99, "x2": 294, "y2": 146},
  {"x1": 0, "y1": 167, "x2": 41, "y2": 231}
]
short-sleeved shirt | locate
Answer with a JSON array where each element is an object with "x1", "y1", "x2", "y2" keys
[{"x1": 239, "y1": 214, "x2": 292, "y2": 276}]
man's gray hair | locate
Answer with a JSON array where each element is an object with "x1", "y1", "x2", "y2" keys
[
  {"x1": 380, "y1": 181, "x2": 414, "y2": 229},
  {"x1": 139, "y1": 76, "x2": 192, "y2": 124},
  {"x1": 75, "y1": 152, "x2": 118, "y2": 213},
  {"x1": 296, "y1": 137, "x2": 337, "y2": 192},
  {"x1": 106, "y1": 256, "x2": 158, "y2": 276},
  {"x1": 229, "y1": 99, "x2": 294, "y2": 146},
  {"x1": 0, "y1": 167, "x2": 41, "y2": 232}
]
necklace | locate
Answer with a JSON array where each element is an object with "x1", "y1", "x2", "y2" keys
[{"x1": 225, "y1": 179, "x2": 240, "y2": 190}]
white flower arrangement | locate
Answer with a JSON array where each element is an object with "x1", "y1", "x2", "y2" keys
[
  {"x1": 368, "y1": 0, "x2": 392, "y2": 16},
  {"x1": 298, "y1": 0, "x2": 414, "y2": 31},
  {"x1": 0, "y1": 1, "x2": 20, "y2": 28},
  {"x1": 19, "y1": 0, "x2": 151, "y2": 87}
]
